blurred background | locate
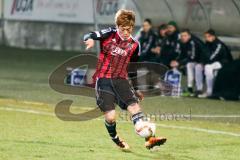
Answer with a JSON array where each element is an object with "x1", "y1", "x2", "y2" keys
[{"x1": 0, "y1": 0, "x2": 240, "y2": 53}]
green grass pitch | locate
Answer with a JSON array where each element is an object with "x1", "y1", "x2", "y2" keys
[{"x1": 0, "y1": 46, "x2": 239, "y2": 160}]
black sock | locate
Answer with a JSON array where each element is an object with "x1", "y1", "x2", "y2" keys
[
  {"x1": 132, "y1": 112, "x2": 145, "y2": 125},
  {"x1": 105, "y1": 120, "x2": 117, "y2": 139}
]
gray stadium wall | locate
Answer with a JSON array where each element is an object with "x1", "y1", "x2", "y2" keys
[
  {"x1": 135, "y1": 0, "x2": 240, "y2": 36},
  {"x1": 1, "y1": 0, "x2": 240, "y2": 52},
  {"x1": 3, "y1": 20, "x2": 94, "y2": 51}
]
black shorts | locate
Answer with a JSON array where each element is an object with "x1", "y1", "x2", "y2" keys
[{"x1": 95, "y1": 78, "x2": 138, "y2": 112}]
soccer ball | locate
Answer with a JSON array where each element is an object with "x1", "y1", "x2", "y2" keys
[{"x1": 135, "y1": 121, "x2": 156, "y2": 138}]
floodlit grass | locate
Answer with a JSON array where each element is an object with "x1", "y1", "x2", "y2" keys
[
  {"x1": 0, "y1": 101, "x2": 240, "y2": 160},
  {"x1": 0, "y1": 46, "x2": 239, "y2": 160}
]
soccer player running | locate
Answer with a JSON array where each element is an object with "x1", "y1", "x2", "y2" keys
[{"x1": 83, "y1": 9, "x2": 166, "y2": 150}]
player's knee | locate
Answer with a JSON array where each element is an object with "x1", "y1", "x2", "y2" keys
[
  {"x1": 104, "y1": 110, "x2": 116, "y2": 123},
  {"x1": 128, "y1": 103, "x2": 141, "y2": 115},
  {"x1": 105, "y1": 117, "x2": 116, "y2": 124}
]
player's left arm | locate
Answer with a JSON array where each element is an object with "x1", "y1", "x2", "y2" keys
[{"x1": 128, "y1": 45, "x2": 144, "y2": 100}]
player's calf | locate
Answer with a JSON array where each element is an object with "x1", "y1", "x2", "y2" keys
[{"x1": 105, "y1": 120, "x2": 130, "y2": 150}]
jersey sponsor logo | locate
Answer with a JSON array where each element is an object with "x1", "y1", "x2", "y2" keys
[
  {"x1": 111, "y1": 46, "x2": 128, "y2": 56},
  {"x1": 103, "y1": 39, "x2": 133, "y2": 57}
]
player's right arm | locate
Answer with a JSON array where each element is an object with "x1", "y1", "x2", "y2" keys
[{"x1": 84, "y1": 27, "x2": 116, "y2": 50}]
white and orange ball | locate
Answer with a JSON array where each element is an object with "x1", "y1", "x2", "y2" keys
[{"x1": 135, "y1": 121, "x2": 156, "y2": 138}]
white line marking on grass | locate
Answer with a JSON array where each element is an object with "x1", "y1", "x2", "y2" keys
[
  {"x1": 0, "y1": 106, "x2": 240, "y2": 137},
  {"x1": 114, "y1": 120, "x2": 240, "y2": 137},
  {"x1": 0, "y1": 107, "x2": 55, "y2": 117},
  {"x1": 186, "y1": 115, "x2": 240, "y2": 118},
  {"x1": 155, "y1": 124, "x2": 240, "y2": 137}
]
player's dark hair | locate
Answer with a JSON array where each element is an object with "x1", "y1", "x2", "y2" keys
[
  {"x1": 144, "y1": 18, "x2": 152, "y2": 25},
  {"x1": 205, "y1": 29, "x2": 216, "y2": 36},
  {"x1": 180, "y1": 28, "x2": 191, "y2": 35}
]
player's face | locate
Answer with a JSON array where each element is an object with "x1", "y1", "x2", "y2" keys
[
  {"x1": 204, "y1": 33, "x2": 215, "y2": 42},
  {"x1": 181, "y1": 32, "x2": 191, "y2": 43},
  {"x1": 118, "y1": 26, "x2": 133, "y2": 40}
]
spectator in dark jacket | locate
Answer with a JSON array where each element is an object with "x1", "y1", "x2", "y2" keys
[
  {"x1": 199, "y1": 29, "x2": 233, "y2": 98},
  {"x1": 173, "y1": 29, "x2": 209, "y2": 96},
  {"x1": 138, "y1": 19, "x2": 158, "y2": 62},
  {"x1": 152, "y1": 24, "x2": 168, "y2": 57},
  {"x1": 159, "y1": 21, "x2": 181, "y2": 67},
  {"x1": 212, "y1": 59, "x2": 240, "y2": 101}
]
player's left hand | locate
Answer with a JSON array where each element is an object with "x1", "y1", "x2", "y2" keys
[{"x1": 135, "y1": 90, "x2": 144, "y2": 101}]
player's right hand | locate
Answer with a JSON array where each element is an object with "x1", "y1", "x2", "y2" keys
[
  {"x1": 84, "y1": 39, "x2": 95, "y2": 50},
  {"x1": 135, "y1": 90, "x2": 144, "y2": 101}
]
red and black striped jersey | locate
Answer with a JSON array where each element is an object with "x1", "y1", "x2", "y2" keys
[{"x1": 84, "y1": 27, "x2": 140, "y2": 81}]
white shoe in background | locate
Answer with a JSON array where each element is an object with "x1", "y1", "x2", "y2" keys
[{"x1": 198, "y1": 93, "x2": 209, "y2": 98}]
